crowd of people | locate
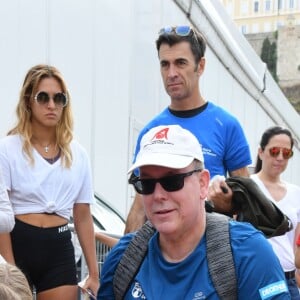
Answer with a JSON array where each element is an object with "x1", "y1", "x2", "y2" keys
[{"x1": 0, "y1": 24, "x2": 299, "y2": 300}]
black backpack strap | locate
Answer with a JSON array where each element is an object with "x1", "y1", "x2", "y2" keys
[
  {"x1": 206, "y1": 213, "x2": 237, "y2": 300},
  {"x1": 113, "y1": 220, "x2": 155, "y2": 300}
]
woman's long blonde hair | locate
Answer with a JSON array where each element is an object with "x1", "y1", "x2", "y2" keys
[{"x1": 8, "y1": 64, "x2": 73, "y2": 168}]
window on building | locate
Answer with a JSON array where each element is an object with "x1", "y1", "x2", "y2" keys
[
  {"x1": 241, "y1": 25, "x2": 247, "y2": 34},
  {"x1": 264, "y1": 22, "x2": 271, "y2": 31},
  {"x1": 265, "y1": 0, "x2": 271, "y2": 11},
  {"x1": 252, "y1": 23, "x2": 259, "y2": 33},
  {"x1": 226, "y1": 2, "x2": 234, "y2": 16},
  {"x1": 241, "y1": 1, "x2": 248, "y2": 14},
  {"x1": 277, "y1": 0, "x2": 283, "y2": 10},
  {"x1": 254, "y1": 0, "x2": 259, "y2": 12},
  {"x1": 289, "y1": 0, "x2": 294, "y2": 8},
  {"x1": 276, "y1": 21, "x2": 284, "y2": 29}
]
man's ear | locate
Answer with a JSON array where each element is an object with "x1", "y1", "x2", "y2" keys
[
  {"x1": 199, "y1": 169, "x2": 210, "y2": 199},
  {"x1": 196, "y1": 57, "x2": 205, "y2": 76}
]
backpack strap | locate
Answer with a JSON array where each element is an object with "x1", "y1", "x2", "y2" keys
[
  {"x1": 206, "y1": 213, "x2": 237, "y2": 300},
  {"x1": 113, "y1": 214, "x2": 237, "y2": 300},
  {"x1": 113, "y1": 220, "x2": 155, "y2": 300}
]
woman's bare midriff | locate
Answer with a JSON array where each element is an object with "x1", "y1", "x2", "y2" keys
[{"x1": 15, "y1": 213, "x2": 67, "y2": 228}]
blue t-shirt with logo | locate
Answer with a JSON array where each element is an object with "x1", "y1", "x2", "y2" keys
[
  {"x1": 98, "y1": 221, "x2": 290, "y2": 299},
  {"x1": 132, "y1": 102, "x2": 252, "y2": 177}
]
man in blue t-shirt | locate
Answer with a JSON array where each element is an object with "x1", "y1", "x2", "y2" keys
[
  {"x1": 124, "y1": 25, "x2": 251, "y2": 233},
  {"x1": 98, "y1": 125, "x2": 289, "y2": 299}
]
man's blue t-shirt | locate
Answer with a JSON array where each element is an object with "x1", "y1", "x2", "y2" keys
[
  {"x1": 98, "y1": 221, "x2": 290, "y2": 299},
  {"x1": 133, "y1": 102, "x2": 252, "y2": 177}
]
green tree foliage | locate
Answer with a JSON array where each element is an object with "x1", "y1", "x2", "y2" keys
[
  {"x1": 261, "y1": 37, "x2": 278, "y2": 82},
  {"x1": 261, "y1": 38, "x2": 271, "y2": 62}
]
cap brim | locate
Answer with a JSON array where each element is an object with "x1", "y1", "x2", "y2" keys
[{"x1": 127, "y1": 153, "x2": 194, "y2": 174}]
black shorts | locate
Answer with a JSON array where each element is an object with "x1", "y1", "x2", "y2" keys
[{"x1": 11, "y1": 219, "x2": 78, "y2": 293}]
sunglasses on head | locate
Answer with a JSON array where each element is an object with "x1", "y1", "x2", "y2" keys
[
  {"x1": 34, "y1": 91, "x2": 68, "y2": 107},
  {"x1": 158, "y1": 25, "x2": 193, "y2": 37},
  {"x1": 268, "y1": 147, "x2": 293, "y2": 159},
  {"x1": 131, "y1": 168, "x2": 202, "y2": 195}
]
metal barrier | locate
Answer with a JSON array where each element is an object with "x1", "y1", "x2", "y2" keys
[
  {"x1": 78, "y1": 231, "x2": 120, "y2": 300},
  {"x1": 80, "y1": 235, "x2": 113, "y2": 280}
]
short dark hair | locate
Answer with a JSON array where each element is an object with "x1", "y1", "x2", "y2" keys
[
  {"x1": 254, "y1": 126, "x2": 294, "y2": 173},
  {"x1": 156, "y1": 26, "x2": 206, "y2": 65}
]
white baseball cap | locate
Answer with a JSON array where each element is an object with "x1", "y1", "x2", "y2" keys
[{"x1": 128, "y1": 125, "x2": 204, "y2": 173}]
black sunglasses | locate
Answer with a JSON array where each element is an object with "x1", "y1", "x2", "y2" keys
[
  {"x1": 158, "y1": 25, "x2": 193, "y2": 37},
  {"x1": 131, "y1": 168, "x2": 202, "y2": 195},
  {"x1": 34, "y1": 91, "x2": 68, "y2": 107}
]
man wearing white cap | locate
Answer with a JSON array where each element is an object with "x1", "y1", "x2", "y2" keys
[{"x1": 98, "y1": 125, "x2": 289, "y2": 300}]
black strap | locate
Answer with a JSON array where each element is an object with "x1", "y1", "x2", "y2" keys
[
  {"x1": 113, "y1": 214, "x2": 237, "y2": 299},
  {"x1": 206, "y1": 213, "x2": 237, "y2": 300}
]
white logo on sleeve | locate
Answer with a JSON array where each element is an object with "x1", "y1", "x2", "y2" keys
[{"x1": 259, "y1": 280, "x2": 288, "y2": 299}]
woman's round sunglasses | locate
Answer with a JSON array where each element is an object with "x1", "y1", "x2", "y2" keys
[
  {"x1": 34, "y1": 91, "x2": 68, "y2": 107},
  {"x1": 268, "y1": 147, "x2": 293, "y2": 159}
]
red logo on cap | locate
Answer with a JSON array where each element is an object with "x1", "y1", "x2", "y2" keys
[{"x1": 152, "y1": 127, "x2": 169, "y2": 140}]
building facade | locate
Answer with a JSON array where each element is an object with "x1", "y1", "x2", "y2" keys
[
  {"x1": 221, "y1": 0, "x2": 300, "y2": 112},
  {"x1": 221, "y1": 0, "x2": 300, "y2": 34}
]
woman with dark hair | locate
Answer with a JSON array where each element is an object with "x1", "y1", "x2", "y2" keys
[
  {"x1": 251, "y1": 125, "x2": 300, "y2": 299},
  {"x1": 0, "y1": 65, "x2": 99, "y2": 299}
]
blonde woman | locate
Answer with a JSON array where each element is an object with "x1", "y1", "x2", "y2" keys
[{"x1": 0, "y1": 65, "x2": 99, "y2": 300}]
